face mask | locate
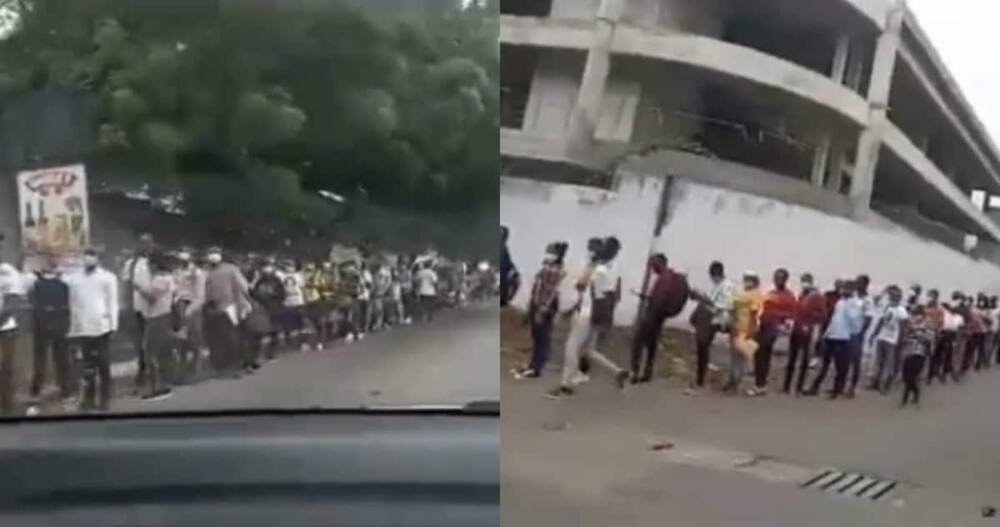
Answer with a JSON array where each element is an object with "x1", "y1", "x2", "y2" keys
[
  {"x1": 83, "y1": 255, "x2": 98, "y2": 268},
  {"x1": 263, "y1": 266, "x2": 275, "y2": 274},
  {"x1": 207, "y1": 253, "x2": 222, "y2": 264}
]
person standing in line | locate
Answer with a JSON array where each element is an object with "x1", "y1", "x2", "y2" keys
[
  {"x1": 0, "y1": 252, "x2": 24, "y2": 415},
  {"x1": 546, "y1": 238, "x2": 629, "y2": 399},
  {"x1": 846, "y1": 274, "x2": 876, "y2": 398},
  {"x1": 974, "y1": 293, "x2": 991, "y2": 370},
  {"x1": 303, "y1": 261, "x2": 332, "y2": 350},
  {"x1": 172, "y1": 249, "x2": 206, "y2": 382},
  {"x1": 805, "y1": 279, "x2": 860, "y2": 399},
  {"x1": 958, "y1": 294, "x2": 980, "y2": 378},
  {"x1": 280, "y1": 260, "x2": 307, "y2": 351},
  {"x1": 251, "y1": 259, "x2": 286, "y2": 360},
  {"x1": 203, "y1": 246, "x2": 251, "y2": 378},
  {"x1": 356, "y1": 260, "x2": 373, "y2": 335},
  {"x1": 336, "y1": 260, "x2": 362, "y2": 342},
  {"x1": 65, "y1": 248, "x2": 119, "y2": 412},
  {"x1": 515, "y1": 241, "x2": 567, "y2": 380},
  {"x1": 371, "y1": 262, "x2": 392, "y2": 331},
  {"x1": 27, "y1": 255, "x2": 73, "y2": 403},
  {"x1": 900, "y1": 306, "x2": 932, "y2": 408},
  {"x1": 687, "y1": 261, "x2": 734, "y2": 395},
  {"x1": 500, "y1": 226, "x2": 519, "y2": 307},
  {"x1": 991, "y1": 296, "x2": 1000, "y2": 365},
  {"x1": 924, "y1": 289, "x2": 946, "y2": 384},
  {"x1": 868, "y1": 285, "x2": 909, "y2": 394},
  {"x1": 724, "y1": 272, "x2": 764, "y2": 396},
  {"x1": 136, "y1": 253, "x2": 178, "y2": 400},
  {"x1": 122, "y1": 233, "x2": 155, "y2": 394},
  {"x1": 417, "y1": 260, "x2": 439, "y2": 323},
  {"x1": 574, "y1": 237, "x2": 606, "y2": 384},
  {"x1": 782, "y1": 273, "x2": 826, "y2": 396},
  {"x1": 750, "y1": 268, "x2": 798, "y2": 397},
  {"x1": 630, "y1": 254, "x2": 688, "y2": 384},
  {"x1": 938, "y1": 300, "x2": 963, "y2": 383},
  {"x1": 386, "y1": 265, "x2": 406, "y2": 327}
]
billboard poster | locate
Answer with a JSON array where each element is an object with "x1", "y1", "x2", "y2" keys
[{"x1": 17, "y1": 164, "x2": 90, "y2": 270}]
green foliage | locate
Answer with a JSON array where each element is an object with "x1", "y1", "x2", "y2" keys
[{"x1": 0, "y1": 0, "x2": 498, "y2": 239}]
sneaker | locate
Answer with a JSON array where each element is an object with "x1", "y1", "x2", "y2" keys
[
  {"x1": 345, "y1": 334, "x2": 356, "y2": 343},
  {"x1": 682, "y1": 387, "x2": 696, "y2": 397},
  {"x1": 25, "y1": 405, "x2": 40, "y2": 417},
  {"x1": 569, "y1": 371, "x2": 590, "y2": 386},
  {"x1": 316, "y1": 342, "x2": 325, "y2": 351},
  {"x1": 300, "y1": 343, "x2": 312, "y2": 352},
  {"x1": 358, "y1": 333, "x2": 367, "y2": 340},
  {"x1": 544, "y1": 386, "x2": 574, "y2": 400}
]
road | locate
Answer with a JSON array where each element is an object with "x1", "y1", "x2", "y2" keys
[
  {"x1": 501, "y1": 349, "x2": 1000, "y2": 527},
  {"x1": 112, "y1": 303, "x2": 499, "y2": 413}
]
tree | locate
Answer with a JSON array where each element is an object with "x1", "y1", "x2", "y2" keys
[{"x1": 0, "y1": 0, "x2": 498, "y2": 241}]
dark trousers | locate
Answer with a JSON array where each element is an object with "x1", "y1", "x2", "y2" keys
[
  {"x1": 754, "y1": 330, "x2": 777, "y2": 389},
  {"x1": 809, "y1": 338, "x2": 850, "y2": 395},
  {"x1": 783, "y1": 331, "x2": 812, "y2": 394},
  {"x1": 928, "y1": 331, "x2": 955, "y2": 383},
  {"x1": 204, "y1": 309, "x2": 241, "y2": 375},
  {"x1": 79, "y1": 333, "x2": 112, "y2": 412},
  {"x1": 631, "y1": 314, "x2": 667, "y2": 381},
  {"x1": 144, "y1": 315, "x2": 175, "y2": 394},
  {"x1": 529, "y1": 318, "x2": 553, "y2": 372},
  {"x1": 31, "y1": 322, "x2": 73, "y2": 398},
  {"x1": 973, "y1": 333, "x2": 989, "y2": 371},
  {"x1": 694, "y1": 325, "x2": 718, "y2": 388},
  {"x1": 845, "y1": 334, "x2": 863, "y2": 392},
  {"x1": 0, "y1": 331, "x2": 16, "y2": 415},
  {"x1": 420, "y1": 295, "x2": 436, "y2": 322},
  {"x1": 133, "y1": 312, "x2": 147, "y2": 389},
  {"x1": 960, "y1": 334, "x2": 978, "y2": 376},
  {"x1": 901, "y1": 354, "x2": 926, "y2": 406}
]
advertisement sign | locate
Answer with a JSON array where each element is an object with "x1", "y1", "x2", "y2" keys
[{"x1": 17, "y1": 164, "x2": 90, "y2": 269}]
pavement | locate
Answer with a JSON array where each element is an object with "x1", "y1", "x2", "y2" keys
[
  {"x1": 108, "y1": 302, "x2": 499, "y2": 414},
  {"x1": 501, "y1": 340, "x2": 1000, "y2": 526}
]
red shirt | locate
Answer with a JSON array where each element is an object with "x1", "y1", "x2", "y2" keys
[
  {"x1": 760, "y1": 288, "x2": 799, "y2": 331},
  {"x1": 794, "y1": 290, "x2": 827, "y2": 335}
]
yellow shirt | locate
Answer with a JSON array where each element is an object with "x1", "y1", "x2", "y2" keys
[{"x1": 732, "y1": 287, "x2": 764, "y2": 339}]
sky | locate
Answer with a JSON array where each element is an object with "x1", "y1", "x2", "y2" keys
[{"x1": 908, "y1": 0, "x2": 1000, "y2": 143}]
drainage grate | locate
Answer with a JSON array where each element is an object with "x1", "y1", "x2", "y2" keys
[{"x1": 801, "y1": 469, "x2": 897, "y2": 501}]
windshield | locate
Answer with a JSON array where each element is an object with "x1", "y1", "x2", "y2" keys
[{"x1": 0, "y1": 0, "x2": 499, "y2": 416}]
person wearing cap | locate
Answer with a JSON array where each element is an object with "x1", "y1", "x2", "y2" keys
[
  {"x1": 65, "y1": 248, "x2": 119, "y2": 412},
  {"x1": 203, "y1": 246, "x2": 251, "y2": 377},
  {"x1": 121, "y1": 233, "x2": 155, "y2": 393},
  {"x1": 173, "y1": 249, "x2": 206, "y2": 381},
  {"x1": 724, "y1": 271, "x2": 764, "y2": 395}
]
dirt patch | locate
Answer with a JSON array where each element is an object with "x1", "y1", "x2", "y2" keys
[{"x1": 501, "y1": 308, "x2": 730, "y2": 388}]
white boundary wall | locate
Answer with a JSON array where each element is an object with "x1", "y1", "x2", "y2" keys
[{"x1": 501, "y1": 174, "x2": 1000, "y2": 326}]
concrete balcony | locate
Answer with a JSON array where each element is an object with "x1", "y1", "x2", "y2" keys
[
  {"x1": 499, "y1": 14, "x2": 594, "y2": 50},
  {"x1": 880, "y1": 122, "x2": 1000, "y2": 241}
]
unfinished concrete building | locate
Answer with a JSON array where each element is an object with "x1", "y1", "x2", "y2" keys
[{"x1": 500, "y1": 0, "x2": 1000, "y2": 321}]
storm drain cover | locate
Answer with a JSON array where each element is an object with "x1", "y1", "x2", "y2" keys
[{"x1": 801, "y1": 469, "x2": 897, "y2": 501}]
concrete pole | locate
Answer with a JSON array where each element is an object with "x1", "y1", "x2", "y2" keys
[
  {"x1": 831, "y1": 35, "x2": 851, "y2": 85},
  {"x1": 811, "y1": 135, "x2": 832, "y2": 187},
  {"x1": 849, "y1": 3, "x2": 905, "y2": 218},
  {"x1": 826, "y1": 143, "x2": 846, "y2": 193},
  {"x1": 565, "y1": 0, "x2": 625, "y2": 157}
]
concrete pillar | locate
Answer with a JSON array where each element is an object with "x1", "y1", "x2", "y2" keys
[
  {"x1": 811, "y1": 135, "x2": 832, "y2": 187},
  {"x1": 565, "y1": 0, "x2": 625, "y2": 157},
  {"x1": 826, "y1": 143, "x2": 846, "y2": 193},
  {"x1": 830, "y1": 35, "x2": 850, "y2": 85},
  {"x1": 849, "y1": 3, "x2": 905, "y2": 218},
  {"x1": 845, "y1": 47, "x2": 865, "y2": 92}
]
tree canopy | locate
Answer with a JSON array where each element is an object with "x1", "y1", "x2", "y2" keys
[{"x1": 0, "y1": 0, "x2": 498, "y2": 240}]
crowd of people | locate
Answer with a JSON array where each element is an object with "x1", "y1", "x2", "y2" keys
[
  {"x1": 504, "y1": 230, "x2": 1000, "y2": 409},
  {"x1": 0, "y1": 233, "x2": 497, "y2": 415}
]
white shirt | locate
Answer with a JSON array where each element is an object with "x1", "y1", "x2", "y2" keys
[
  {"x1": 825, "y1": 297, "x2": 863, "y2": 341},
  {"x1": 142, "y1": 272, "x2": 177, "y2": 319},
  {"x1": 123, "y1": 256, "x2": 152, "y2": 317},
  {"x1": 943, "y1": 311, "x2": 964, "y2": 332},
  {"x1": 874, "y1": 304, "x2": 909, "y2": 345},
  {"x1": 0, "y1": 263, "x2": 23, "y2": 332},
  {"x1": 173, "y1": 265, "x2": 206, "y2": 310},
  {"x1": 66, "y1": 267, "x2": 120, "y2": 338},
  {"x1": 417, "y1": 268, "x2": 438, "y2": 296},
  {"x1": 706, "y1": 278, "x2": 735, "y2": 325}
]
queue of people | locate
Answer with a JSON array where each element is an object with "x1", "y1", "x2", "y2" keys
[
  {"x1": 510, "y1": 235, "x2": 1000, "y2": 409},
  {"x1": 0, "y1": 232, "x2": 493, "y2": 416}
]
